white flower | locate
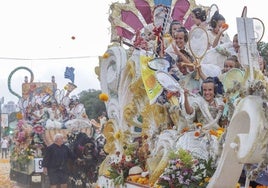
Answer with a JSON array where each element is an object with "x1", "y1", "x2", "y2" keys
[
  {"x1": 125, "y1": 155, "x2": 132, "y2": 162},
  {"x1": 76, "y1": 179, "x2": 83, "y2": 185}
]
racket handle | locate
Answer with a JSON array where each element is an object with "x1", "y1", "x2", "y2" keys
[
  {"x1": 180, "y1": 62, "x2": 195, "y2": 67},
  {"x1": 194, "y1": 72, "x2": 200, "y2": 80}
]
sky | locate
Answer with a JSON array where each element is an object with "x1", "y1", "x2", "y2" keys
[{"x1": 0, "y1": 0, "x2": 267, "y2": 104}]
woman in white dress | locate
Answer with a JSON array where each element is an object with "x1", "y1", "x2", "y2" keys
[
  {"x1": 207, "y1": 10, "x2": 231, "y2": 48},
  {"x1": 45, "y1": 101, "x2": 63, "y2": 129},
  {"x1": 175, "y1": 77, "x2": 225, "y2": 160},
  {"x1": 165, "y1": 27, "x2": 191, "y2": 72},
  {"x1": 201, "y1": 11, "x2": 232, "y2": 70}
]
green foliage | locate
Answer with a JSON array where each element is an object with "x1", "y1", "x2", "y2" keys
[
  {"x1": 176, "y1": 148, "x2": 194, "y2": 168},
  {"x1": 258, "y1": 41, "x2": 268, "y2": 64},
  {"x1": 78, "y1": 89, "x2": 107, "y2": 120},
  {"x1": 124, "y1": 143, "x2": 137, "y2": 156}
]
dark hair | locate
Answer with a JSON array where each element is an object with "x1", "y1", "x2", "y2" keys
[
  {"x1": 192, "y1": 7, "x2": 207, "y2": 22},
  {"x1": 201, "y1": 76, "x2": 224, "y2": 95},
  {"x1": 226, "y1": 55, "x2": 241, "y2": 69},
  {"x1": 209, "y1": 11, "x2": 225, "y2": 29},
  {"x1": 169, "y1": 20, "x2": 182, "y2": 36},
  {"x1": 174, "y1": 27, "x2": 188, "y2": 43}
]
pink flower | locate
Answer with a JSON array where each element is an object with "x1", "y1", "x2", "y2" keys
[
  {"x1": 33, "y1": 125, "x2": 45, "y2": 134},
  {"x1": 17, "y1": 120, "x2": 24, "y2": 128},
  {"x1": 17, "y1": 131, "x2": 26, "y2": 143}
]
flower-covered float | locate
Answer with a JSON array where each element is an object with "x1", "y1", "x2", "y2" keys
[
  {"x1": 8, "y1": 66, "x2": 107, "y2": 187},
  {"x1": 95, "y1": 0, "x2": 268, "y2": 187}
]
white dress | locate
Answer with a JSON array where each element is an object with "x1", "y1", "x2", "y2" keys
[
  {"x1": 201, "y1": 29, "x2": 232, "y2": 70},
  {"x1": 176, "y1": 96, "x2": 224, "y2": 160}
]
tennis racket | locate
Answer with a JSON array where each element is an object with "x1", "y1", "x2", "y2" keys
[
  {"x1": 155, "y1": 70, "x2": 184, "y2": 105},
  {"x1": 206, "y1": 4, "x2": 219, "y2": 24},
  {"x1": 156, "y1": 71, "x2": 182, "y2": 92},
  {"x1": 222, "y1": 68, "x2": 244, "y2": 97},
  {"x1": 148, "y1": 58, "x2": 170, "y2": 71},
  {"x1": 188, "y1": 26, "x2": 209, "y2": 79},
  {"x1": 252, "y1": 17, "x2": 265, "y2": 43}
]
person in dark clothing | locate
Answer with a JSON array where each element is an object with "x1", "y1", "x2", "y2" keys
[{"x1": 42, "y1": 133, "x2": 75, "y2": 188}]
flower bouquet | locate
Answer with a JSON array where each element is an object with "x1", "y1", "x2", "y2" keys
[{"x1": 157, "y1": 149, "x2": 216, "y2": 188}]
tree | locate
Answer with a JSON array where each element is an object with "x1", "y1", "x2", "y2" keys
[
  {"x1": 78, "y1": 89, "x2": 107, "y2": 120},
  {"x1": 258, "y1": 41, "x2": 268, "y2": 64}
]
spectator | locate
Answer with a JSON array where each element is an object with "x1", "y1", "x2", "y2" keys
[
  {"x1": 42, "y1": 133, "x2": 75, "y2": 188},
  {"x1": 1, "y1": 137, "x2": 9, "y2": 158}
]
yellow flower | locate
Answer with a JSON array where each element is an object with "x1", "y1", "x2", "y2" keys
[
  {"x1": 217, "y1": 129, "x2": 224, "y2": 137},
  {"x1": 16, "y1": 112, "x2": 23, "y2": 120},
  {"x1": 209, "y1": 129, "x2": 218, "y2": 137},
  {"x1": 195, "y1": 122, "x2": 203, "y2": 128},
  {"x1": 114, "y1": 131, "x2": 121, "y2": 140},
  {"x1": 104, "y1": 170, "x2": 110, "y2": 177},
  {"x1": 99, "y1": 93, "x2": 109, "y2": 102},
  {"x1": 102, "y1": 52, "x2": 110, "y2": 59}
]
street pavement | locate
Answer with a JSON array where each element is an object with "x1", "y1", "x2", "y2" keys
[
  {"x1": 0, "y1": 157, "x2": 28, "y2": 188},
  {"x1": 0, "y1": 158, "x2": 15, "y2": 188}
]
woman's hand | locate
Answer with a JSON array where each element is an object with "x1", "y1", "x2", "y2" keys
[
  {"x1": 184, "y1": 88, "x2": 190, "y2": 97},
  {"x1": 172, "y1": 42, "x2": 180, "y2": 55}
]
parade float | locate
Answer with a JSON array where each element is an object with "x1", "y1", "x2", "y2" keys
[
  {"x1": 8, "y1": 66, "x2": 106, "y2": 187},
  {"x1": 95, "y1": 0, "x2": 268, "y2": 187}
]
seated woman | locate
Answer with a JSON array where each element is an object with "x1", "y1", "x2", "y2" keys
[
  {"x1": 201, "y1": 11, "x2": 232, "y2": 69},
  {"x1": 207, "y1": 10, "x2": 231, "y2": 48},
  {"x1": 163, "y1": 20, "x2": 183, "y2": 49},
  {"x1": 175, "y1": 77, "x2": 226, "y2": 160},
  {"x1": 184, "y1": 76, "x2": 225, "y2": 130},
  {"x1": 45, "y1": 100, "x2": 63, "y2": 129},
  {"x1": 165, "y1": 27, "x2": 190, "y2": 71}
]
